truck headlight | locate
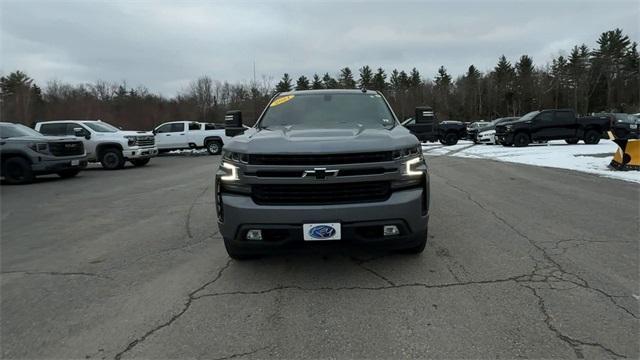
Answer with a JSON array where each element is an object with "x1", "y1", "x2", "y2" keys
[
  {"x1": 505, "y1": 125, "x2": 513, "y2": 131},
  {"x1": 124, "y1": 136, "x2": 137, "y2": 146},
  {"x1": 220, "y1": 162, "x2": 239, "y2": 181},
  {"x1": 28, "y1": 142, "x2": 50, "y2": 154},
  {"x1": 403, "y1": 157, "x2": 424, "y2": 176}
]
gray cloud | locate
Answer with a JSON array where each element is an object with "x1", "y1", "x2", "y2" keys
[{"x1": 1, "y1": 0, "x2": 638, "y2": 95}]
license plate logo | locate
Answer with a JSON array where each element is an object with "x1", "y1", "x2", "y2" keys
[{"x1": 303, "y1": 223, "x2": 341, "y2": 241}]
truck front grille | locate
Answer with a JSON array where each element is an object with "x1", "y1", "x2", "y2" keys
[
  {"x1": 495, "y1": 126, "x2": 506, "y2": 137},
  {"x1": 136, "y1": 136, "x2": 155, "y2": 146},
  {"x1": 252, "y1": 181, "x2": 391, "y2": 205},
  {"x1": 49, "y1": 141, "x2": 84, "y2": 156},
  {"x1": 248, "y1": 152, "x2": 392, "y2": 165}
]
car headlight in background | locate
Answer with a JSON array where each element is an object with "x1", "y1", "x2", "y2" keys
[
  {"x1": 220, "y1": 162, "x2": 239, "y2": 181},
  {"x1": 124, "y1": 136, "x2": 137, "y2": 146},
  {"x1": 28, "y1": 142, "x2": 49, "y2": 154}
]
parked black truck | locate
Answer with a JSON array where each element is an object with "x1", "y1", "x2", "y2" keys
[
  {"x1": 402, "y1": 106, "x2": 467, "y2": 145},
  {"x1": 496, "y1": 109, "x2": 611, "y2": 147}
]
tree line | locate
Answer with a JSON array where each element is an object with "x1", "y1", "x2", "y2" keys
[{"x1": 1, "y1": 28, "x2": 637, "y2": 130}]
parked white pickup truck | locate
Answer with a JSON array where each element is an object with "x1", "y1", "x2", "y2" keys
[
  {"x1": 153, "y1": 121, "x2": 228, "y2": 155},
  {"x1": 35, "y1": 120, "x2": 158, "y2": 170}
]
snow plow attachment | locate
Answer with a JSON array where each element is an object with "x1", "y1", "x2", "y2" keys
[{"x1": 608, "y1": 131, "x2": 640, "y2": 171}]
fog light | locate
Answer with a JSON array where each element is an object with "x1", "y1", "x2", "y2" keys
[
  {"x1": 383, "y1": 225, "x2": 400, "y2": 236},
  {"x1": 246, "y1": 229, "x2": 262, "y2": 241}
]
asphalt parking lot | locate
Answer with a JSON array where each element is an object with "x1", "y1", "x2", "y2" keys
[{"x1": 1, "y1": 154, "x2": 638, "y2": 359}]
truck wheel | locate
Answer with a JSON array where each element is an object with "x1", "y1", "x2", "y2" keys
[
  {"x1": 224, "y1": 237, "x2": 259, "y2": 260},
  {"x1": 57, "y1": 169, "x2": 81, "y2": 178},
  {"x1": 2, "y1": 157, "x2": 34, "y2": 184},
  {"x1": 583, "y1": 130, "x2": 601, "y2": 145},
  {"x1": 444, "y1": 133, "x2": 459, "y2": 146},
  {"x1": 100, "y1": 148, "x2": 125, "y2": 170},
  {"x1": 513, "y1": 133, "x2": 530, "y2": 147},
  {"x1": 565, "y1": 138, "x2": 579, "y2": 144},
  {"x1": 131, "y1": 158, "x2": 150, "y2": 167},
  {"x1": 398, "y1": 229, "x2": 428, "y2": 254},
  {"x1": 206, "y1": 140, "x2": 222, "y2": 155}
]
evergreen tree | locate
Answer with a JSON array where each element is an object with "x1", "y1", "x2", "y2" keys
[
  {"x1": 434, "y1": 66, "x2": 452, "y2": 117},
  {"x1": 338, "y1": 67, "x2": 356, "y2": 88},
  {"x1": 493, "y1": 55, "x2": 516, "y2": 115},
  {"x1": 311, "y1": 74, "x2": 323, "y2": 89},
  {"x1": 409, "y1": 68, "x2": 421, "y2": 88},
  {"x1": 372, "y1": 68, "x2": 387, "y2": 91},
  {"x1": 322, "y1": 73, "x2": 338, "y2": 89},
  {"x1": 515, "y1": 55, "x2": 535, "y2": 113},
  {"x1": 593, "y1": 28, "x2": 631, "y2": 109},
  {"x1": 358, "y1": 65, "x2": 373, "y2": 89},
  {"x1": 295, "y1": 75, "x2": 310, "y2": 90},
  {"x1": 275, "y1": 73, "x2": 293, "y2": 92}
]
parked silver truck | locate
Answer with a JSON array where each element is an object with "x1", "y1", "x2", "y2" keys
[
  {"x1": 0, "y1": 122, "x2": 87, "y2": 184},
  {"x1": 215, "y1": 89, "x2": 430, "y2": 259}
]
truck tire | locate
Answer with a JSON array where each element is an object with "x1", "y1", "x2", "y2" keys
[
  {"x1": 2, "y1": 157, "x2": 34, "y2": 184},
  {"x1": 100, "y1": 148, "x2": 125, "y2": 170},
  {"x1": 206, "y1": 140, "x2": 222, "y2": 155},
  {"x1": 57, "y1": 169, "x2": 81, "y2": 178},
  {"x1": 131, "y1": 158, "x2": 150, "y2": 167},
  {"x1": 513, "y1": 133, "x2": 530, "y2": 147},
  {"x1": 583, "y1": 129, "x2": 601, "y2": 145},
  {"x1": 443, "y1": 132, "x2": 459, "y2": 146},
  {"x1": 224, "y1": 237, "x2": 259, "y2": 260},
  {"x1": 565, "y1": 138, "x2": 579, "y2": 144}
]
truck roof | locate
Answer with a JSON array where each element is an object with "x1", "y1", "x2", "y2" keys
[
  {"x1": 36, "y1": 120, "x2": 102, "y2": 124},
  {"x1": 276, "y1": 89, "x2": 379, "y2": 96}
]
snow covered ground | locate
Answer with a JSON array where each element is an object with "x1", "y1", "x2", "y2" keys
[{"x1": 423, "y1": 140, "x2": 640, "y2": 183}]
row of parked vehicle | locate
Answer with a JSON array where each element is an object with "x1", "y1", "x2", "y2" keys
[
  {"x1": 466, "y1": 111, "x2": 639, "y2": 146},
  {"x1": 0, "y1": 120, "x2": 231, "y2": 184}
]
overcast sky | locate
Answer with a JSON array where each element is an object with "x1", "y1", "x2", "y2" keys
[{"x1": 1, "y1": 0, "x2": 638, "y2": 96}]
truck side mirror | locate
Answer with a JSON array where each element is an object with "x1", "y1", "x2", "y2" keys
[
  {"x1": 74, "y1": 127, "x2": 91, "y2": 140},
  {"x1": 225, "y1": 110, "x2": 246, "y2": 137}
]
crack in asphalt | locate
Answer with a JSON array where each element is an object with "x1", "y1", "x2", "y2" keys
[
  {"x1": 522, "y1": 284, "x2": 628, "y2": 359},
  {"x1": 185, "y1": 183, "x2": 211, "y2": 239},
  {"x1": 436, "y1": 174, "x2": 639, "y2": 319},
  {"x1": 349, "y1": 256, "x2": 396, "y2": 286},
  {"x1": 211, "y1": 346, "x2": 270, "y2": 360},
  {"x1": 433, "y1": 173, "x2": 637, "y2": 357},
  {"x1": 193, "y1": 273, "x2": 533, "y2": 300},
  {"x1": 113, "y1": 259, "x2": 233, "y2": 360},
  {"x1": 0, "y1": 270, "x2": 112, "y2": 280}
]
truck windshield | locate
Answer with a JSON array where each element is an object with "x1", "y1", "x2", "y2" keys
[
  {"x1": 258, "y1": 93, "x2": 396, "y2": 129},
  {"x1": 0, "y1": 123, "x2": 43, "y2": 138},
  {"x1": 83, "y1": 121, "x2": 119, "y2": 132},
  {"x1": 519, "y1": 111, "x2": 540, "y2": 121}
]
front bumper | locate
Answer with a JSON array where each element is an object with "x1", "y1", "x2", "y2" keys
[
  {"x1": 496, "y1": 132, "x2": 514, "y2": 144},
  {"x1": 217, "y1": 185, "x2": 430, "y2": 253},
  {"x1": 31, "y1": 156, "x2": 88, "y2": 174},
  {"x1": 123, "y1": 146, "x2": 158, "y2": 159}
]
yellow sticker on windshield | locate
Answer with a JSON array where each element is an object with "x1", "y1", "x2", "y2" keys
[{"x1": 270, "y1": 95, "x2": 295, "y2": 107}]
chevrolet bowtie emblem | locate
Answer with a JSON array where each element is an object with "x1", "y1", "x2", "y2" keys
[{"x1": 302, "y1": 168, "x2": 339, "y2": 179}]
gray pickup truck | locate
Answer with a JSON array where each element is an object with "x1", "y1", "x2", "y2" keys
[
  {"x1": 215, "y1": 89, "x2": 430, "y2": 259},
  {"x1": 0, "y1": 122, "x2": 87, "y2": 184}
]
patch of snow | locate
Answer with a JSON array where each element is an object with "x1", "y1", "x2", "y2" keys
[{"x1": 423, "y1": 140, "x2": 640, "y2": 183}]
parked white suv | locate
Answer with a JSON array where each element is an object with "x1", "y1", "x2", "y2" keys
[
  {"x1": 35, "y1": 120, "x2": 158, "y2": 170},
  {"x1": 153, "y1": 121, "x2": 228, "y2": 155}
]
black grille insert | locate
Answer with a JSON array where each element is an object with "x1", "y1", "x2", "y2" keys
[
  {"x1": 49, "y1": 141, "x2": 84, "y2": 156},
  {"x1": 252, "y1": 181, "x2": 391, "y2": 205},
  {"x1": 249, "y1": 152, "x2": 392, "y2": 165}
]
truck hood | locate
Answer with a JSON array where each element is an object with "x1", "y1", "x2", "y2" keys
[
  {"x1": 119, "y1": 130, "x2": 154, "y2": 136},
  {"x1": 224, "y1": 126, "x2": 420, "y2": 154},
  {"x1": 2, "y1": 135, "x2": 79, "y2": 142}
]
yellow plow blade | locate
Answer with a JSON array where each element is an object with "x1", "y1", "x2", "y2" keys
[{"x1": 608, "y1": 131, "x2": 640, "y2": 171}]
